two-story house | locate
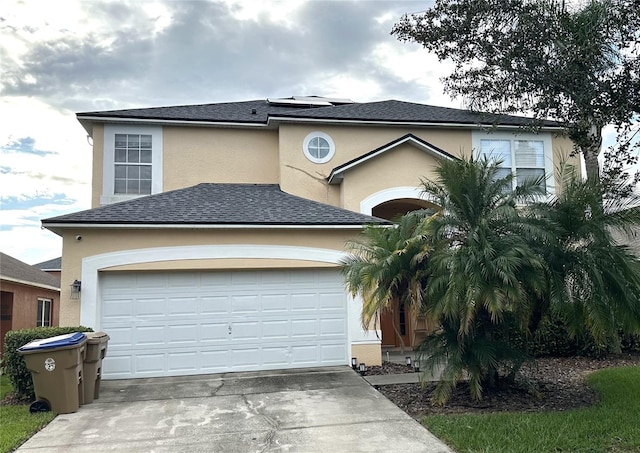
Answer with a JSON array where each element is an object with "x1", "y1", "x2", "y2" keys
[{"x1": 42, "y1": 96, "x2": 575, "y2": 380}]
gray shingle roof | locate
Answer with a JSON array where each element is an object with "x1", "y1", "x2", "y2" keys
[
  {"x1": 34, "y1": 257, "x2": 62, "y2": 271},
  {"x1": 77, "y1": 98, "x2": 563, "y2": 128},
  {"x1": 1, "y1": 253, "x2": 61, "y2": 289},
  {"x1": 272, "y1": 100, "x2": 562, "y2": 127},
  {"x1": 42, "y1": 184, "x2": 390, "y2": 226},
  {"x1": 77, "y1": 100, "x2": 295, "y2": 124}
]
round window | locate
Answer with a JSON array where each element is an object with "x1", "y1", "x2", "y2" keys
[{"x1": 303, "y1": 132, "x2": 335, "y2": 163}]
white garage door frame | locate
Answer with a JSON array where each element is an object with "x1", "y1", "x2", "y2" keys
[{"x1": 80, "y1": 244, "x2": 378, "y2": 372}]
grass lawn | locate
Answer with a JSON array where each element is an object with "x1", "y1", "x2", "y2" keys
[
  {"x1": 0, "y1": 375, "x2": 55, "y2": 453},
  {"x1": 423, "y1": 366, "x2": 640, "y2": 453}
]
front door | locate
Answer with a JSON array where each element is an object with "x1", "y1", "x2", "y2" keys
[{"x1": 379, "y1": 300, "x2": 411, "y2": 348}]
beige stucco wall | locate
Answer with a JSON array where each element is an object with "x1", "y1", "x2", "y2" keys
[
  {"x1": 551, "y1": 133, "x2": 581, "y2": 191},
  {"x1": 351, "y1": 344, "x2": 382, "y2": 367},
  {"x1": 162, "y1": 126, "x2": 280, "y2": 191},
  {"x1": 57, "y1": 227, "x2": 360, "y2": 326},
  {"x1": 277, "y1": 124, "x2": 472, "y2": 208},
  {"x1": 90, "y1": 124, "x2": 105, "y2": 208},
  {"x1": 339, "y1": 143, "x2": 443, "y2": 213},
  {"x1": 91, "y1": 119, "x2": 574, "y2": 211}
]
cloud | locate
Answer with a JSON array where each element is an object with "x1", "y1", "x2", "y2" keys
[
  {"x1": 1, "y1": 1, "x2": 446, "y2": 111},
  {"x1": 0, "y1": 0, "x2": 457, "y2": 264}
]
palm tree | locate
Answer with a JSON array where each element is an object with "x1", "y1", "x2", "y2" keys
[
  {"x1": 526, "y1": 167, "x2": 640, "y2": 344},
  {"x1": 341, "y1": 209, "x2": 433, "y2": 350},
  {"x1": 418, "y1": 154, "x2": 548, "y2": 403}
]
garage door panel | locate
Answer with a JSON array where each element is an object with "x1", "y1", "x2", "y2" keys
[
  {"x1": 200, "y1": 322, "x2": 230, "y2": 342},
  {"x1": 231, "y1": 347, "x2": 261, "y2": 367},
  {"x1": 167, "y1": 273, "x2": 199, "y2": 288},
  {"x1": 261, "y1": 294, "x2": 289, "y2": 312},
  {"x1": 321, "y1": 343, "x2": 349, "y2": 361},
  {"x1": 201, "y1": 296, "x2": 230, "y2": 315},
  {"x1": 102, "y1": 273, "x2": 137, "y2": 290},
  {"x1": 291, "y1": 345, "x2": 321, "y2": 364},
  {"x1": 231, "y1": 295, "x2": 260, "y2": 314},
  {"x1": 291, "y1": 319, "x2": 317, "y2": 337},
  {"x1": 262, "y1": 320, "x2": 289, "y2": 339},
  {"x1": 167, "y1": 297, "x2": 198, "y2": 315},
  {"x1": 200, "y1": 350, "x2": 230, "y2": 371},
  {"x1": 232, "y1": 321, "x2": 260, "y2": 340},
  {"x1": 101, "y1": 269, "x2": 348, "y2": 379},
  {"x1": 135, "y1": 353, "x2": 165, "y2": 374},
  {"x1": 135, "y1": 298, "x2": 166, "y2": 317},
  {"x1": 168, "y1": 351, "x2": 198, "y2": 372},
  {"x1": 290, "y1": 293, "x2": 317, "y2": 311},
  {"x1": 200, "y1": 272, "x2": 232, "y2": 287},
  {"x1": 102, "y1": 354, "x2": 133, "y2": 378},
  {"x1": 167, "y1": 324, "x2": 199, "y2": 344},
  {"x1": 319, "y1": 292, "x2": 346, "y2": 310},
  {"x1": 320, "y1": 318, "x2": 347, "y2": 336},
  {"x1": 105, "y1": 326, "x2": 134, "y2": 348},
  {"x1": 262, "y1": 346, "x2": 291, "y2": 366},
  {"x1": 136, "y1": 326, "x2": 166, "y2": 345}
]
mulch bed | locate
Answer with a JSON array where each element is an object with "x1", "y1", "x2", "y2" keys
[{"x1": 374, "y1": 353, "x2": 640, "y2": 418}]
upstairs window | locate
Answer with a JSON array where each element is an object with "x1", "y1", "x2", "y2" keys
[
  {"x1": 114, "y1": 134, "x2": 153, "y2": 195},
  {"x1": 101, "y1": 125, "x2": 163, "y2": 205},
  {"x1": 37, "y1": 298, "x2": 52, "y2": 327},
  {"x1": 474, "y1": 132, "x2": 553, "y2": 195}
]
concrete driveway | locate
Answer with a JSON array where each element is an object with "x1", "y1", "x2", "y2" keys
[{"x1": 17, "y1": 366, "x2": 453, "y2": 453}]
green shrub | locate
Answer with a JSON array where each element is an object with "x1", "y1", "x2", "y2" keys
[
  {"x1": 4, "y1": 327, "x2": 93, "y2": 400},
  {"x1": 620, "y1": 331, "x2": 640, "y2": 353},
  {"x1": 525, "y1": 316, "x2": 620, "y2": 358}
]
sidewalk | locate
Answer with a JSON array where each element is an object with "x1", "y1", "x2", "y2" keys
[{"x1": 363, "y1": 349, "x2": 444, "y2": 386}]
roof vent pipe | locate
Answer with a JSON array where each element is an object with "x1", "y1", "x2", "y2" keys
[{"x1": 251, "y1": 108, "x2": 257, "y2": 114}]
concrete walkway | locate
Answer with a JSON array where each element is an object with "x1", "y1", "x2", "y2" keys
[{"x1": 17, "y1": 367, "x2": 454, "y2": 453}]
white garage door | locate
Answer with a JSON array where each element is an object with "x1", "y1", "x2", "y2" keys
[{"x1": 100, "y1": 269, "x2": 348, "y2": 379}]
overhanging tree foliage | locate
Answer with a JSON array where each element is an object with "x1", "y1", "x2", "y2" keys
[
  {"x1": 343, "y1": 156, "x2": 640, "y2": 404},
  {"x1": 392, "y1": 0, "x2": 640, "y2": 180}
]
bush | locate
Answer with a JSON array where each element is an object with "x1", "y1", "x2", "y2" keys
[
  {"x1": 526, "y1": 317, "x2": 620, "y2": 358},
  {"x1": 620, "y1": 331, "x2": 640, "y2": 353},
  {"x1": 4, "y1": 327, "x2": 93, "y2": 400}
]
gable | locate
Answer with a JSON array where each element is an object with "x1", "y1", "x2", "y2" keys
[{"x1": 328, "y1": 134, "x2": 455, "y2": 184}]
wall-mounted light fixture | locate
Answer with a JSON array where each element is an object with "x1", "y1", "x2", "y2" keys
[
  {"x1": 351, "y1": 357, "x2": 358, "y2": 370},
  {"x1": 70, "y1": 280, "x2": 82, "y2": 300}
]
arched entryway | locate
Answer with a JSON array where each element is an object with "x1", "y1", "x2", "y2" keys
[
  {"x1": 371, "y1": 198, "x2": 438, "y2": 221},
  {"x1": 367, "y1": 194, "x2": 440, "y2": 350}
]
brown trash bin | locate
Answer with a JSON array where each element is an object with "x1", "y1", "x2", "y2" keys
[
  {"x1": 18, "y1": 332, "x2": 87, "y2": 414},
  {"x1": 82, "y1": 332, "x2": 110, "y2": 404}
]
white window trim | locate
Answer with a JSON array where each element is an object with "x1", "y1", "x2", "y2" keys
[
  {"x1": 472, "y1": 130, "x2": 555, "y2": 196},
  {"x1": 37, "y1": 298, "x2": 52, "y2": 327},
  {"x1": 302, "y1": 131, "x2": 336, "y2": 164},
  {"x1": 102, "y1": 124, "x2": 163, "y2": 205}
]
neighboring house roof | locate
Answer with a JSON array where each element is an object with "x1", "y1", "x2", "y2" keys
[
  {"x1": 76, "y1": 97, "x2": 564, "y2": 130},
  {"x1": 42, "y1": 184, "x2": 390, "y2": 227},
  {"x1": 0, "y1": 253, "x2": 61, "y2": 290},
  {"x1": 34, "y1": 257, "x2": 62, "y2": 271},
  {"x1": 328, "y1": 134, "x2": 456, "y2": 184}
]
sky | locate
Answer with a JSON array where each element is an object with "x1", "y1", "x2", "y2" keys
[{"x1": 0, "y1": 0, "x2": 628, "y2": 266}]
